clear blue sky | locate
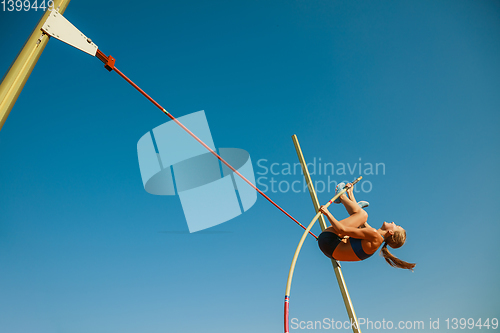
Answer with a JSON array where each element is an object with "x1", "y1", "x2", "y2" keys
[{"x1": 1, "y1": 1, "x2": 499, "y2": 332}]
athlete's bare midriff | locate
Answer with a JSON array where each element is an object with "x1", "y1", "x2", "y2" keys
[{"x1": 323, "y1": 229, "x2": 380, "y2": 261}]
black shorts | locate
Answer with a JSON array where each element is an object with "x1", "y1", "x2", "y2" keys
[{"x1": 318, "y1": 231, "x2": 342, "y2": 259}]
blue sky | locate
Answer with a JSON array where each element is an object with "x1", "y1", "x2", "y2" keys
[{"x1": 1, "y1": 0, "x2": 499, "y2": 332}]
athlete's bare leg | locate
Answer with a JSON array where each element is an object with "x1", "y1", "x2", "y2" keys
[
  {"x1": 322, "y1": 208, "x2": 368, "y2": 234},
  {"x1": 339, "y1": 183, "x2": 360, "y2": 216}
]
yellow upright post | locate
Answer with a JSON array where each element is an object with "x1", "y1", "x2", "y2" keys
[
  {"x1": 292, "y1": 134, "x2": 362, "y2": 333},
  {"x1": 0, "y1": 0, "x2": 72, "y2": 131}
]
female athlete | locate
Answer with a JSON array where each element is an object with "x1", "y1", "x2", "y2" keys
[{"x1": 318, "y1": 183, "x2": 415, "y2": 270}]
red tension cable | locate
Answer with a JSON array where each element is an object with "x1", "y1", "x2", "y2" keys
[{"x1": 95, "y1": 49, "x2": 318, "y2": 239}]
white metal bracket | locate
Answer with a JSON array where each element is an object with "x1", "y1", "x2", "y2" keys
[{"x1": 41, "y1": 9, "x2": 98, "y2": 56}]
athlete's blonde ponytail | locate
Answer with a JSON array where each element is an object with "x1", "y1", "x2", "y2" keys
[{"x1": 380, "y1": 229, "x2": 416, "y2": 271}]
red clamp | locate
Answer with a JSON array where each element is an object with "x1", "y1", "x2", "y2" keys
[
  {"x1": 104, "y1": 55, "x2": 116, "y2": 71},
  {"x1": 96, "y1": 49, "x2": 116, "y2": 72}
]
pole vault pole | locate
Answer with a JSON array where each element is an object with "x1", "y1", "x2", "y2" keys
[
  {"x1": 283, "y1": 175, "x2": 362, "y2": 333},
  {"x1": 0, "y1": 0, "x2": 72, "y2": 131},
  {"x1": 291, "y1": 134, "x2": 362, "y2": 333}
]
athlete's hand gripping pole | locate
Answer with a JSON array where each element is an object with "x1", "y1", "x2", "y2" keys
[{"x1": 284, "y1": 176, "x2": 362, "y2": 333}]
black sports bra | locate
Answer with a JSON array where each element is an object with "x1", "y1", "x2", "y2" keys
[{"x1": 349, "y1": 237, "x2": 375, "y2": 260}]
